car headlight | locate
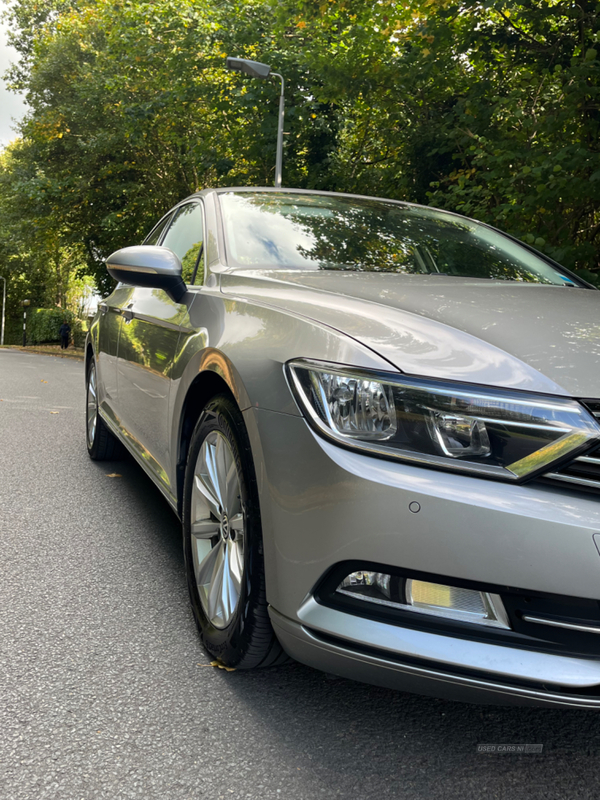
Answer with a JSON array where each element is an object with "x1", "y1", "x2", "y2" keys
[{"x1": 287, "y1": 359, "x2": 600, "y2": 481}]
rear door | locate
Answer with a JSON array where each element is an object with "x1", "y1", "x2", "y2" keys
[
  {"x1": 116, "y1": 201, "x2": 205, "y2": 498},
  {"x1": 96, "y1": 284, "x2": 133, "y2": 426}
]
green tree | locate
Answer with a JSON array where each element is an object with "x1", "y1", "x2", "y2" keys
[
  {"x1": 2, "y1": 0, "x2": 600, "y2": 290},
  {"x1": 275, "y1": 0, "x2": 600, "y2": 281}
]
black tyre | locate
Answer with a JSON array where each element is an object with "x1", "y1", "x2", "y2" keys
[
  {"x1": 86, "y1": 359, "x2": 123, "y2": 461},
  {"x1": 183, "y1": 394, "x2": 287, "y2": 669}
]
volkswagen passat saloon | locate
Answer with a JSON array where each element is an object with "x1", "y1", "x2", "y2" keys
[{"x1": 86, "y1": 188, "x2": 600, "y2": 707}]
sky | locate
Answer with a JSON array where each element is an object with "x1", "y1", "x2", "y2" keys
[{"x1": 0, "y1": 17, "x2": 27, "y2": 148}]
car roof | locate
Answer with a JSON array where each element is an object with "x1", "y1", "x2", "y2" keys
[{"x1": 191, "y1": 185, "x2": 419, "y2": 210}]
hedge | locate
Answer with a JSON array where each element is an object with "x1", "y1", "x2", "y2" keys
[{"x1": 27, "y1": 308, "x2": 85, "y2": 347}]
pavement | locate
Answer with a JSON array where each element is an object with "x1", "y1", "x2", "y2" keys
[
  {"x1": 0, "y1": 349, "x2": 599, "y2": 800},
  {"x1": 0, "y1": 345, "x2": 85, "y2": 361}
]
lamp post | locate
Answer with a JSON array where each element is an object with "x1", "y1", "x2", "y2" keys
[
  {"x1": 0, "y1": 276, "x2": 5, "y2": 346},
  {"x1": 226, "y1": 57, "x2": 285, "y2": 188},
  {"x1": 21, "y1": 299, "x2": 30, "y2": 347}
]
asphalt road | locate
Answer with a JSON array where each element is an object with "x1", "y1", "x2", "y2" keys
[{"x1": 1, "y1": 349, "x2": 599, "y2": 800}]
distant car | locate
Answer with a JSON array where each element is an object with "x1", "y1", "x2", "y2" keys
[{"x1": 86, "y1": 187, "x2": 600, "y2": 707}]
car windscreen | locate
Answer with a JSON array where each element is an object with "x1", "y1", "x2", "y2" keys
[{"x1": 218, "y1": 192, "x2": 579, "y2": 285}]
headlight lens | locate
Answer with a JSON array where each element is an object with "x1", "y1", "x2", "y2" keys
[
  {"x1": 287, "y1": 360, "x2": 600, "y2": 481},
  {"x1": 309, "y1": 371, "x2": 397, "y2": 440}
]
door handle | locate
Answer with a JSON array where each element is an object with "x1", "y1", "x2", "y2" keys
[
  {"x1": 121, "y1": 301, "x2": 135, "y2": 322},
  {"x1": 99, "y1": 302, "x2": 108, "y2": 316}
]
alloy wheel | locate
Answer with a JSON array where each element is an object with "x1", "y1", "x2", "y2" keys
[
  {"x1": 87, "y1": 362, "x2": 98, "y2": 448},
  {"x1": 190, "y1": 431, "x2": 245, "y2": 629}
]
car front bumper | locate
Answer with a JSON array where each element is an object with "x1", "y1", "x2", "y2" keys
[{"x1": 247, "y1": 407, "x2": 600, "y2": 707}]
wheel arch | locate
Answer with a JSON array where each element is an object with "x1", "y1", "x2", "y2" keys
[
  {"x1": 85, "y1": 339, "x2": 94, "y2": 376},
  {"x1": 173, "y1": 350, "x2": 254, "y2": 517}
]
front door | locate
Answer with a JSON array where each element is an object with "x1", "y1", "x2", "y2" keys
[
  {"x1": 115, "y1": 201, "x2": 205, "y2": 498},
  {"x1": 117, "y1": 288, "x2": 189, "y2": 496}
]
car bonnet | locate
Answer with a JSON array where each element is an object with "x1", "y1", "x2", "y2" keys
[{"x1": 220, "y1": 270, "x2": 600, "y2": 398}]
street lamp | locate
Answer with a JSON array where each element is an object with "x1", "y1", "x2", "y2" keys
[
  {"x1": 226, "y1": 57, "x2": 285, "y2": 188},
  {"x1": 0, "y1": 276, "x2": 5, "y2": 347},
  {"x1": 21, "y1": 299, "x2": 30, "y2": 347}
]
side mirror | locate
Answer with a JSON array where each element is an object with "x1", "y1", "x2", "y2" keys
[{"x1": 106, "y1": 246, "x2": 187, "y2": 303}]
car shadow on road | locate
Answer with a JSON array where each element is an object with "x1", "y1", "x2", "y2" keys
[
  {"x1": 217, "y1": 664, "x2": 600, "y2": 798},
  {"x1": 92, "y1": 451, "x2": 184, "y2": 566}
]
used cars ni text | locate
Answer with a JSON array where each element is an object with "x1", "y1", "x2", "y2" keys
[{"x1": 86, "y1": 188, "x2": 600, "y2": 707}]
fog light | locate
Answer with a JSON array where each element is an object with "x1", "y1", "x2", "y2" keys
[
  {"x1": 406, "y1": 579, "x2": 509, "y2": 628},
  {"x1": 335, "y1": 571, "x2": 510, "y2": 629},
  {"x1": 338, "y1": 571, "x2": 393, "y2": 603}
]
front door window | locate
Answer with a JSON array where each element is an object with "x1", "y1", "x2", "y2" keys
[{"x1": 161, "y1": 203, "x2": 205, "y2": 284}]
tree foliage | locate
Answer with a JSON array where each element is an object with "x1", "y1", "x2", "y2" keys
[{"x1": 1, "y1": 0, "x2": 599, "y2": 307}]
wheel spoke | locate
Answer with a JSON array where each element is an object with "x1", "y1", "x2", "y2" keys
[
  {"x1": 222, "y1": 542, "x2": 240, "y2": 615},
  {"x1": 227, "y1": 539, "x2": 244, "y2": 590},
  {"x1": 203, "y1": 439, "x2": 224, "y2": 509},
  {"x1": 229, "y1": 512, "x2": 244, "y2": 532},
  {"x1": 230, "y1": 519, "x2": 244, "y2": 564},
  {"x1": 193, "y1": 474, "x2": 220, "y2": 519},
  {"x1": 205, "y1": 542, "x2": 227, "y2": 623},
  {"x1": 192, "y1": 535, "x2": 212, "y2": 576},
  {"x1": 191, "y1": 519, "x2": 220, "y2": 538},
  {"x1": 191, "y1": 461, "x2": 221, "y2": 526},
  {"x1": 225, "y1": 462, "x2": 241, "y2": 515},
  {"x1": 213, "y1": 434, "x2": 231, "y2": 508},
  {"x1": 196, "y1": 537, "x2": 224, "y2": 591}
]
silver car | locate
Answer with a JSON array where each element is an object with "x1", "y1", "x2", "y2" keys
[{"x1": 86, "y1": 188, "x2": 600, "y2": 707}]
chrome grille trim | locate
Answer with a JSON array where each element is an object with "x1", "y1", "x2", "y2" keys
[
  {"x1": 542, "y1": 401, "x2": 600, "y2": 490},
  {"x1": 522, "y1": 615, "x2": 600, "y2": 635},
  {"x1": 545, "y1": 472, "x2": 600, "y2": 489},
  {"x1": 577, "y1": 455, "x2": 600, "y2": 465}
]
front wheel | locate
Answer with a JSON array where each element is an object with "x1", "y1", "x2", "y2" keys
[
  {"x1": 183, "y1": 394, "x2": 287, "y2": 669},
  {"x1": 86, "y1": 359, "x2": 123, "y2": 460}
]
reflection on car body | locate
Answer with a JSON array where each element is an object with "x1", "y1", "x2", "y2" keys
[{"x1": 86, "y1": 188, "x2": 600, "y2": 707}]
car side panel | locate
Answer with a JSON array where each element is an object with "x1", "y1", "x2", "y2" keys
[{"x1": 95, "y1": 284, "x2": 134, "y2": 425}]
